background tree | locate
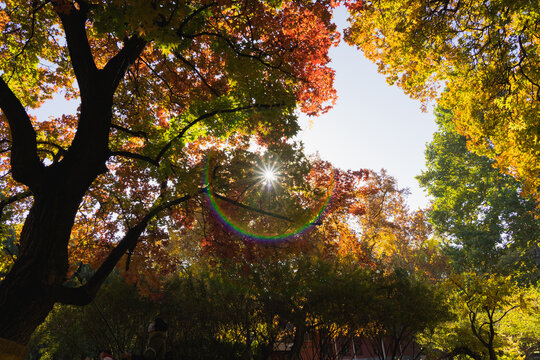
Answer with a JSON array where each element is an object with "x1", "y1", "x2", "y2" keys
[
  {"x1": 417, "y1": 107, "x2": 540, "y2": 279},
  {"x1": 498, "y1": 285, "x2": 540, "y2": 359},
  {"x1": 0, "y1": 0, "x2": 345, "y2": 349},
  {"x1": 418, "y1": 273, "x2": 534, "y2": 360},
  {"x1": 344, "y1": 269, "x2": 448, "y2": 360},
  {"x1": 27, "y1": 271, "x2": 155, "y2": 359},
  {"x1": 346, "y1": 170, "x2": 448, "y2": 280},
  {"x1": 345, "y1": 0, "x2": 540, "y2": 198},
  {"x1": 28, "y1": 246, "x2": 449, "y2": 360}
]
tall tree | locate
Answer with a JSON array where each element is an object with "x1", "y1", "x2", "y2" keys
[
  {"x1": 417, "y1": 107, "x2": 540, "y2": 279},
  {"x1": 345, "y1": 0, "x2": 540, "y2": 198},
  {"x1": 0, "y1": 0, "x2": 344, "y2": 350}
]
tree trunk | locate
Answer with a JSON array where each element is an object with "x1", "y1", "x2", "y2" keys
[
  {"x1": 287, "y1": 323, "x2": 306, "y2": 360},
  {"x1": 0, "y1": 127, "x2": 107, "y2": 344},
  {"x1": 0, "y1": 181, "x2": 86, "y2": 343},
  {"x1": 0, "y1": 3, "x2": 145, "y2": 347}
]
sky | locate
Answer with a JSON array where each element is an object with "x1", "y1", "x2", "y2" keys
[{"x1": 296, "y1": 7, "x2": 438, "y2": 210}]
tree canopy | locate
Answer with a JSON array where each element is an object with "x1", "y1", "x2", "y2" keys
[
  {"x1": 346, "y1": 0, "x2": 540, "y2": 198},
  {"x1": 418, "y1": 107, "x2": 540, "y2": 279},
  {"x1": 0, "y1": 0, "x2": 353, "y2": 348}
]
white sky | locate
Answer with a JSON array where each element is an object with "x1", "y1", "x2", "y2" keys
[{"x1": 296, "y1": 7, "x2": 438, "y2": 210}]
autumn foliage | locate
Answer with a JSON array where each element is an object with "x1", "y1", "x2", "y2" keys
[
  {"x1": 346, "y1": 0, "x2": 540, "y2": 199},
  {"x1": 0, "y1": 0, "x2": 353, "y2": 347}
]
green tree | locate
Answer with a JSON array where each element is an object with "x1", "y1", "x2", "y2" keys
[
  {"x1": 498, "y1": 284, "x2": 540, "y2": 359},
  {"x1": 27, "y1": 272, "x2": 155, "y2": 360},
  {"x1": 419, "y1": 273, "x2": 531, "y2": 360},
  {"x1": 417, "y1": 107, "x2": 540, "y2": 279},
  {"x1": 348, "y1": 269, "x2": 448, "y2": 360}
]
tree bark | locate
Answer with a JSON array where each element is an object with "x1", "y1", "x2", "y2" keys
[
  {"x1": 0, "y1": 185, "x2": 87, "y2": 343},
  {"x1": 0, "y1": 0, "x2": 147, "y2": 345}
]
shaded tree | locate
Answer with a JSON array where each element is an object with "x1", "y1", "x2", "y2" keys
[{"x1": 419, "y1": 273, "x2": 530, "y2": 360}]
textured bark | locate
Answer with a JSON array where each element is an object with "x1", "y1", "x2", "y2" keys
[{"x1": 0, "y1": 191, "x2": 82, "y2": 342}]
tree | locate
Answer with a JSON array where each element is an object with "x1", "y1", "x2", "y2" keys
[
  {"x1": 196, "y1": 168, "x2": 450, "y2": 360},
  {"x1": 0, "y1": 0, "x2": 345, "y2": 350},
  {"x1": 498, "y1": 284, "x2": 540, "y2": 359},
  {"x1": 345, "y1": 0, "x2": 540, "y2": 198},
  {"x1": 27, "y1": 271, "x2": 155, "y2": 359},
  {"x1": 346, "y1": 170, "x2": 448, "y2": 280},
  {"x1": 340, "y1": 269, "x2": 448, "y2": 360},
  {"x1": 419, "y1": 273, "x2": 529, "y2": 360},
  {"x1": 417, "y1": 107, "x2": 540, "y2": 279},
  {"x1": 22, "y1": 161, "x2": 451, "y2": 360}
]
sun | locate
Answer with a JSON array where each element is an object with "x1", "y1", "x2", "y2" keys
[
  {"x1": 263, "y1": 168, "x2": 277, "y2": 183},
  {"x1": 257, "y1": 163, "x2": 280, "y2": 187}
]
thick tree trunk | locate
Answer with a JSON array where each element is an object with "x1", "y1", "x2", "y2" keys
[
  {"x1": 0, "y1": 98, "x2": 111, "y2": 346},
  {"x1": 0, "y1": 2, "x2": 145, "y2": 347},
  {"x1": 0, "y1": 180, "x2": 87, "y2": 344}
]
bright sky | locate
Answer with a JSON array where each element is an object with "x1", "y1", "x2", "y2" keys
[{"x1": 296, "y1": 7, "x2": 438, "y2": 210}]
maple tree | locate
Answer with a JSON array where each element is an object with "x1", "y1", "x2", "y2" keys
[
  {"x1": 0, "y1": 0, "x2": 351, "y2": 350},
  {"x1": 346, "y1": 0, "x2": 540, "y2": 198}
]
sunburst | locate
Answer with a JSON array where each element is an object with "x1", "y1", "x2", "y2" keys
[{"x1": 256, "y1": 162, "x2": 280, "y2": 188}]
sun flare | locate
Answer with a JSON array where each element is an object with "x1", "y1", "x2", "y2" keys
[
  {"x1": 257, "y1": 163, "x2": 280, "y2": 187},
  {"x1": 263, "y1": 168, "x2": 277, "y2": 183}
]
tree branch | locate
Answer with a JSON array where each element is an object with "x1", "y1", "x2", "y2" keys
[
  {"x1": 0, "y1": 190, "x2": 32, "y2": 218},
  {"x1": 102, "y1": 35, "x2": 147, "y2": 93},
  {"x1": 55, "y1": 191, "x2": 202, "y2": 305},
  {"x1": 6, "y1": 0, "x2": 53, "y2": 82},
  {"x1": 0, "y1": 76, "x2": 44, "y2": 188},
  {"x1": 154, "y1": 103, "x2": 284, "y2": 164},
  {"x1": 181, "y1": 30, "x2": 296, "y2": 79},
  {"x1": 211, "y1": 191, "x2": 294, "y2": 223},
  {"x1": 111, "y1": 124, "x2": 149, "y2": 140},
  {"x1": 110, "y1": 151, "x2": 159, "y2": 166},
  {"x1": 174, "y1": 51, "x2": 219, "y2": 96},
  {"x1": 111, "y1": 104, "x2": 283, "y2": 168},
  {"x1": 55, "y1": 1, "x2": 97, "y2": 97}
]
